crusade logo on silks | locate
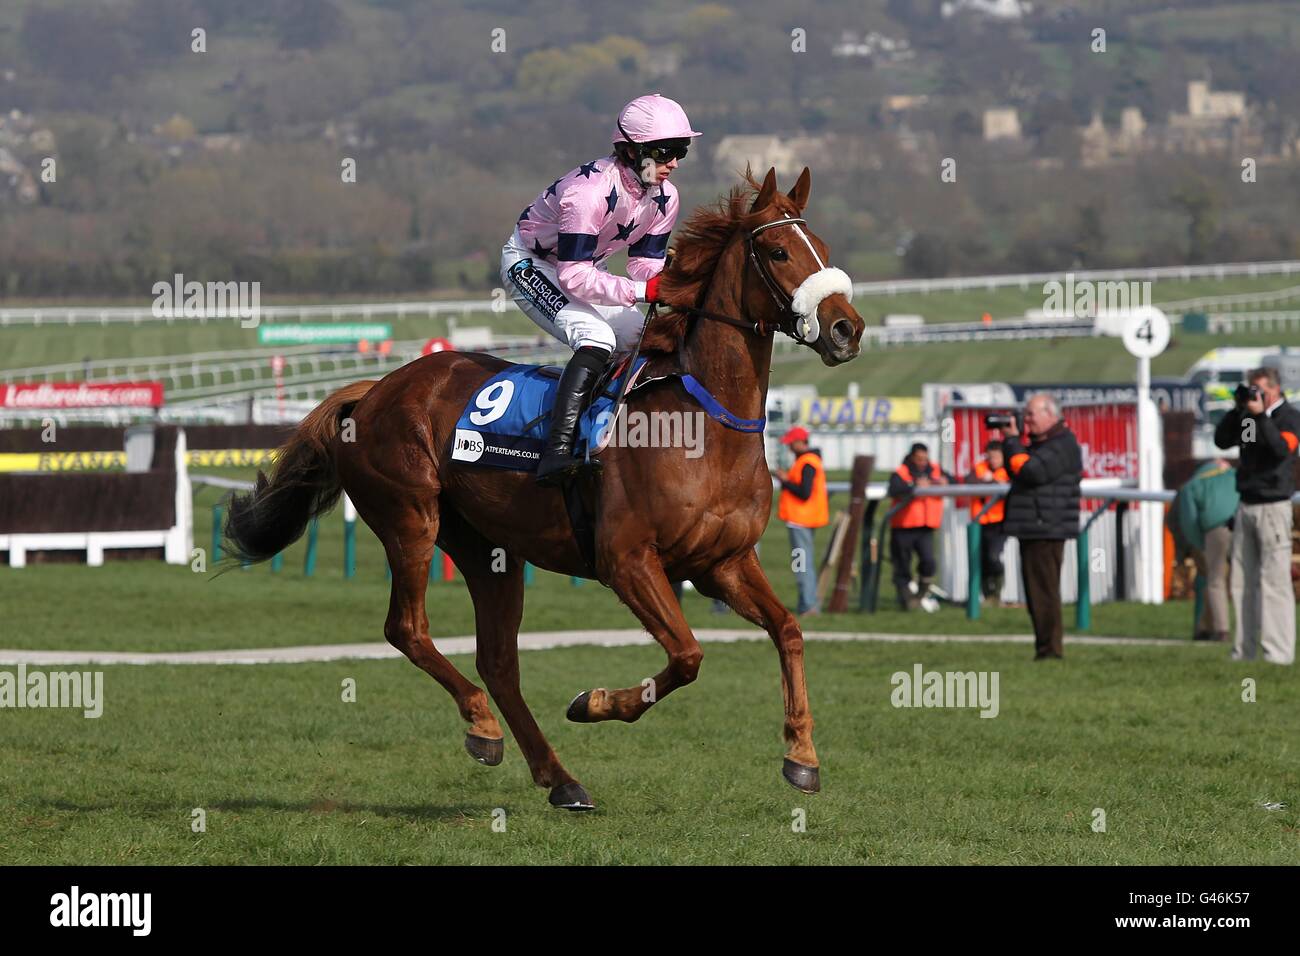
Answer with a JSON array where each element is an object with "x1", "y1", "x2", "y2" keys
[{"x1": 506, "y1": 258, "x2": 568, "y2": 322}]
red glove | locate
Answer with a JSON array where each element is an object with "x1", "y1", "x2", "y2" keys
[{"x1": 644, "y1": 274, "x2": 661, "y2": 304}]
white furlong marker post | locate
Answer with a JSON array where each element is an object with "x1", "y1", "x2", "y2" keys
[{"x1": 1122, "y1": 305, "x2": 1171, "y2": 604}]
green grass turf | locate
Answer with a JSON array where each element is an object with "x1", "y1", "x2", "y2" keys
[
  {"x1": 5, "y1": 481, "x2": 1299, "y2": 863},
  {"x1": 1, "y1": 641, "x2": 1296, "y2": 864}
]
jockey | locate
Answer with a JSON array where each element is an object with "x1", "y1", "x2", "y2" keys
[{"x1": 500, "y1": 93, "x2": 701, "y2": 486}]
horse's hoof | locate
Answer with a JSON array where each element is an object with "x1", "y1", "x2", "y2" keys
[
  {"x1": 782, "y1": 758, "x2": 821, "y2": 794},
  {"x1": 566, "y1": 690, "x2": 593, "y2": 723},
  {"x1": 464, "y1": 733, "x2": 504, "y2": 766},
  {"x1": 548, "y1": 782, "x2": 595, "y2": 811}
]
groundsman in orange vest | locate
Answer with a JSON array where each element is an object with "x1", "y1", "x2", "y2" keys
[
  {"x1": 888, "y1": 449, "x2": 948, "y2": 529},
  {"x1": 965, "y1": 445, "x2": 1009, "y2": 524},
  {"x1": 886, "y1": 443, "x2": 950, "y2": 610},
  {"x1": 774, "y1": 427, "x2": 829, "y2": 528},
  {"x1": 771, "y1": 426, "x2": 829, "y2": 615},
  {"x1": 961, "y1": 439, "x2": 1012, "y2": 602}
]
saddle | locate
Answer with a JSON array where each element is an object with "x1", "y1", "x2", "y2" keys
[
  {"x1": 449, "y1": 353, "x2": 657, "y2": 472},
  {"x1": 450, "y1": 351, "x2": 668, "y2": 581}
]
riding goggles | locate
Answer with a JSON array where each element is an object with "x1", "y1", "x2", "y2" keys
[{"x1": 642, "y1": 142, "x2": 689, "y2": 162}]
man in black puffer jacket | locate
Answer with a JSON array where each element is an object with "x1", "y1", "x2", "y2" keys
[{"x1": 1000, "y1": 393, "x2": 1083, "y2": 660}]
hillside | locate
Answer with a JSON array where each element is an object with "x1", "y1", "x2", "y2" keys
[{"x1": 0, "y1": 0, "x2": 1297, "y2": 297}]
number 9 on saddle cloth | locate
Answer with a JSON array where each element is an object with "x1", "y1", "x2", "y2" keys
[{"x1": 449, "y1": 357, "x2": 650, "y2": 472}]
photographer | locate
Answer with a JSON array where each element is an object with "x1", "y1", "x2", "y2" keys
[
  {"x1": 1213, "y1": 367, "x2": 1299, "y2": 665},
  {"x1": 998, "y1": 394, "x2": 1082, "y2": 660}
]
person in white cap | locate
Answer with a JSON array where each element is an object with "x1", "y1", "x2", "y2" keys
[{"x1": 500, "y1": 93, "x2": 702, "y2": 485}]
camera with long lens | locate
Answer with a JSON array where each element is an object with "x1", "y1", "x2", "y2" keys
[
  {"x1": 1234, "y1": 383, "x2": 1260, "y2": 405},
  {"x1": 984, "y1": 414, "x2": 1015, "y2": 430}
]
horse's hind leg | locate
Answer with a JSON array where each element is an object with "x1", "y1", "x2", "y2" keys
[
  {"x1": 438, "y1": 509, "x2": 592, "y2": 810},
  {"x1": 695, "y1": 548, "x2": 820, "y2": 794},
  {"x1": 378, "y1": 507, "x2": 505, "y2": 763},
  {"x1": 565, "y1": 546, "x2": 702, "y2": 724}
]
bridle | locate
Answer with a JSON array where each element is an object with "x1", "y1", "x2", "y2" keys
[
  {"x1": 623, "y1": 212, "x2": 854, "y2": 437},
  {"x1": 664, "y1": 215, "x2": 848, "y2": 344},
  {"x1": 746, "y1": 217, "x2": 821, "y2": 339}
]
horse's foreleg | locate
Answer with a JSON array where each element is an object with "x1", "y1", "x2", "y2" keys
[
  {"x1": 696, "y1": 549, "x2": 820, "y2": 793},
  {"x1": 442, "y1": 514, "x2": 592, "y2": 810},
  {"x1": 379, "y1": 512, "x2": 504, "y2": 756},
  {"x1": 567, "y1": 549, "x2": 702, "y2": 724}
]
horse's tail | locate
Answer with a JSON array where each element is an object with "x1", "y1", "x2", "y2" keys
[{"x1": 222, "y1": 380, "x2": 377, "y2": 564}]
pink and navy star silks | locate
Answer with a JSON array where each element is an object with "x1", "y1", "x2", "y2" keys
[{"x1": 516, "y1": 155, "x2": 679, "y2": 308}]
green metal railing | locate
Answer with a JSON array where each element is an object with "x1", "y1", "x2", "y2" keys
[
  {"x1": 210, "y1": 500, "x2": 580, "y2": 586},
  {"x1": 858, "y1": 483, "x2": 1177, "y2": 623}
]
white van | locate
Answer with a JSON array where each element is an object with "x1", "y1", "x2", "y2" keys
[{"x1": 1186, "y1": 346, "x2": 1299, "y2": 420}]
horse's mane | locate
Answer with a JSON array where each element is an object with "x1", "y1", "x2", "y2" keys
[{"x1": 640, "y1": 168, "x2": 798, "y2": 354}]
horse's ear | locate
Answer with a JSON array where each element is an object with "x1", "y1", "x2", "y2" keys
[
  {"x1": 749, "y1": 167, "x2": 778, "y2": 212},
  {"x1": 787, "y1": 167, "x2": 811, "y2": 211}
]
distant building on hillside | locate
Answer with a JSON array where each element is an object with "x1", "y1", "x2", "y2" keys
[
  {"x1": 881, "y1": 94, "x2": 930, "y2": 115},
  {"x1": 713, "y1": 134, "x2": 834, "y2": 179},
  {"x1": 1076, "y1": 78, "x2": 1289, "y2": 166},
  {"x1": 941, "y1": 0, "x2": 1030, "y2": 19},
  {"x1": 1166, "y1": 79, "x2": 1254, "y2": 155},
  {"x1": 982, "y1": 108, "x2": 1022, "y2": 141},
  {"x1": 200, "y1": 133, "x2": 246, "y2": 154},
  {"x1": 0, "y1": 109, "x2": 49, "y2": 204},
  {"x1": 0, "y1": 146, "x2": 37, "y2": 204},
  {"x1": 1186, "y1": 80, "x2": 1245, "y2": 119},
  {"x1": 1079, "y1": 106, "x2": 1148, "y2": 167},
  {"x1": 831, "y1": 30, "x2": 914, "y2": 63}
]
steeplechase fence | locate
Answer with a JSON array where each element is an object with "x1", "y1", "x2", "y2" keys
[{"x1": 0, "y1": 426, "x2": 193, "y2": 567}]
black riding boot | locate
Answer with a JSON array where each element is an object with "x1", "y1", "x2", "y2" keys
[{"x1": 535, "y1": 345, "x2": 609, "y2": 487}]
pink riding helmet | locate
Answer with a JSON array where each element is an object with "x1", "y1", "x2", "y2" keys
[{"x1": 612, "y1": 93, "x2": 702, "y2": 145}]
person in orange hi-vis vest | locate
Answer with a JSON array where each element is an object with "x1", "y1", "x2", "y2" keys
[
  {"x1": 963, "y1": 439, "x2": 1010, "y2": 603},
  {"x1": 886, "y1": 442, "x2": 952, "y2": 611},
  {"x1": 771, "y1": 426, "x2": 829, "y2": 615}
]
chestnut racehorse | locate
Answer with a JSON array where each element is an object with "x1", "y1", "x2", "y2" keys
[{"x1": 223, "y1": 167, "x2": 864, "y2": 810}]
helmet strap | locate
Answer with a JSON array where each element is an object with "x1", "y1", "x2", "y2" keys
[{"x1": 615, "y1": 118, "x2": 657, "y2": 187}]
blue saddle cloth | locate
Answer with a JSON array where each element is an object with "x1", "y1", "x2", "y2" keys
[{"x1": 450, "y1": 357, "x2": 648, "y2": 471}]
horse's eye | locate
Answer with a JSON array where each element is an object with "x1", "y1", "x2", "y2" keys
[{"x1": 770, "y1": 248, "x2": 788, "y2": 261}]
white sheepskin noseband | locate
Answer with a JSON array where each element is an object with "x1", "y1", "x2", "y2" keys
[
  {"x1": 780, "y1": 221, "x2": 853, "y2": 342},
  {"x1": 790, "y1": 266, "x2": 854, "y2": 341}
]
